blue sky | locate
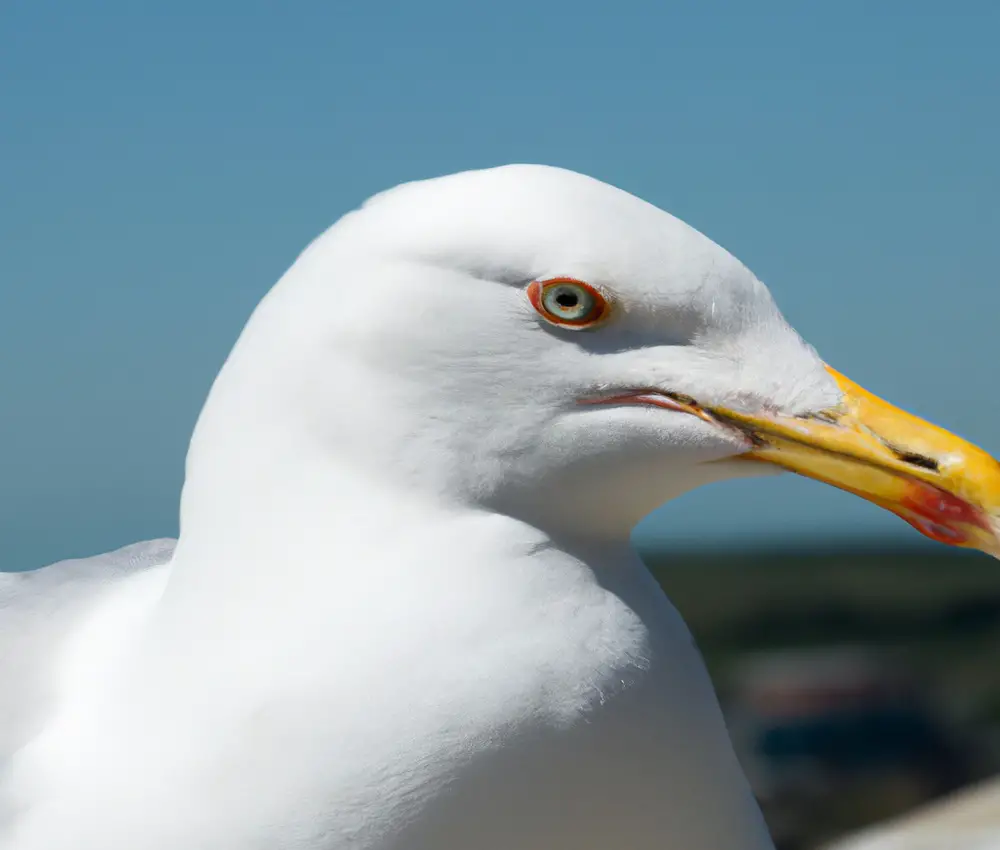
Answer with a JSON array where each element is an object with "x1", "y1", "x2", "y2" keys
[{"x1": 2, "y1": 1, "x2": 998, "y2": 569}]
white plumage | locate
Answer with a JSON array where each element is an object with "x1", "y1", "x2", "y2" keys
[{"x1": 1, "y1": 165, "x2": 992, "y2": 849}]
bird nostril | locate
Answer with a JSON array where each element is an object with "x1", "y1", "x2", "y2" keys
[{"x1": 893, "y1": 450, "x2": 940, "y2": 472}]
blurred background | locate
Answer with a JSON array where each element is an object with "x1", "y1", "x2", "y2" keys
[
  {"x1": 2, "y1": 2, "x2": 998, "y2": 847},
  {"x1": 638, "y1": 540, "x2": 1000, "y2": 848}
]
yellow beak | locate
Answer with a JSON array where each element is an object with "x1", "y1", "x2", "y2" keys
[{"x1": 711, "y1": 367, "x2": 1000, "y2": 558}]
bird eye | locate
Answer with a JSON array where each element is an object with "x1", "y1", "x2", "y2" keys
[{"x1": 527, "y1": 278, "x2": 609, "y2": 329}]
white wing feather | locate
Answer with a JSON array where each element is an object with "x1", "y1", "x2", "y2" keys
[{"x1": 0, "y1": 540, "x2": 175, "y2": 764}]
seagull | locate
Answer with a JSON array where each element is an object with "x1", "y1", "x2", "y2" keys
[{"x1": 3, "y1": 165, "x2": 999, "y2": 850}]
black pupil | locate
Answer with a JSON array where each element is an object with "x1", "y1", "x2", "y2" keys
[{"x1": 555, "y1": 291, "x2": 579, "y2": 308}]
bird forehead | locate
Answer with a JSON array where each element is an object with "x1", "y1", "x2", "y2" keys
[
  {"x1": 349, "y1": 165, "x2": 710, "y2": 274},
  {"x1": 305, "y1": 165, "x2": 782, "y2": 346}
]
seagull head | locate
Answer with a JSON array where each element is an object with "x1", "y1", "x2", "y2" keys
[{"x1": 185, "y1": 164, "x2": 1000, "y2": 555}]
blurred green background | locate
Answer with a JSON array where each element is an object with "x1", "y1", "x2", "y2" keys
[{"x1": 639, "y1": 540, "x2": 1000, "y2": 849}]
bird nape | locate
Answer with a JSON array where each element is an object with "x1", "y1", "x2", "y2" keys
[{"x1": 2, "y1": 164, "x2": 998, "y2": 850}]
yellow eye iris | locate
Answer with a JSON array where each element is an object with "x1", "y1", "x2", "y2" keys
[{"x1": 527, "y1": 278, "x2": 609, "y2": 328}]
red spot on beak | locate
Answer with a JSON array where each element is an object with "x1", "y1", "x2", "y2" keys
[{"x1": 898, "y1": 480, "x2": 990, "y2": 546}]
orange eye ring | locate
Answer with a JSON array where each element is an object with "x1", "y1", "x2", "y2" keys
[{"x1": 527, "y1": 277, "x2": 609, "y2": 329}]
